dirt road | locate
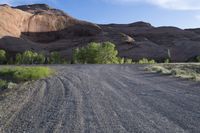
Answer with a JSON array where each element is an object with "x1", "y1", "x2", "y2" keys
[{"x1": 0, "y1": 65, "x2": 200, "y2": 133}]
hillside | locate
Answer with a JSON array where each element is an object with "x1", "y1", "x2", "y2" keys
[{"x1": 0, "y1": 4, "x2": 200, "y2": 62}]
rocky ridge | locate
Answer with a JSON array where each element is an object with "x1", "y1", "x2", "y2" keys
[{"x1": 0, "y1": 4, "x2": 200, "y2": 62}]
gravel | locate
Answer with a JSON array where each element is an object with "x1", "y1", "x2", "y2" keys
[{"x1": 0, "y1": 65, "x2": 200, "y2": 133}]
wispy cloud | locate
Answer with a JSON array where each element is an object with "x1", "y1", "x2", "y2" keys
[
  {"x1": 0, "y1": 0, "x2": 56, "y2": 6},
  {"x1": 101, "y1": 0, "x2": 200, "y2": 10},
  {"x1": 0, "y1": 0, "x2": 12, "y2": 5},
  {"x1": 1, "y1": 0, "x2": 200, "y2": 10}
]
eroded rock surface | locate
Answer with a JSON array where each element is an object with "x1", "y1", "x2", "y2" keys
[{"x1": 0, "y1": 4, "x2": 200, "y2": 61}]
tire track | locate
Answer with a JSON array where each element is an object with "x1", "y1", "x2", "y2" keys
[{"x1": 1, "y1": 65, "x2": 200, "y2": 133}]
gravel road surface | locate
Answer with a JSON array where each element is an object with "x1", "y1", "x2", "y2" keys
[{"x1": 0, "y1": 65, "x2": 200, "y2": 133}]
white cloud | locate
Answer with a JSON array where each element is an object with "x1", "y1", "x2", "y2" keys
[
  {"x1": 0, "y1": 0, "x2": 56, "y2": 6},
  {"x1": 102, "y1": 0, "x2": 200, "y2": 10},
  {"x1": 0, "y1": 0, "x2": 12, "y2": 5},
  {"x1": 147, "y1": 0, "x2": 200, "y2": 10},
  {"x1": 1, "y1": 0, "x2": 200, "y2": 10}
]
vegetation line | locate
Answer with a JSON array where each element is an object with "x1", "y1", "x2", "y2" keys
[
  {"x1": 0, "y1": 41, "x2": 159, "y2": 65},
  {"x1": 0, "y1": 66, "x2": 54, "y2": 91},
  {"x1": 146, "y1": 64, "x2": 200, "y2": 81}
]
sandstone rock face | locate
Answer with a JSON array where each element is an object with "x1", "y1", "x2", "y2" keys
[
  {"x1": 0, "y1": 4, "x2": 200, "y2": 62},
  {"x1": 0, "y1": 5, "x2": 31, "y2": 37},
  {"x1": 0, "y1": 4, "x2": 101, "y2": 42}
]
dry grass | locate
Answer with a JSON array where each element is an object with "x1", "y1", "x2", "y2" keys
[{"x1": 146, "y1": 63, "x2": 200, "y2": 81}]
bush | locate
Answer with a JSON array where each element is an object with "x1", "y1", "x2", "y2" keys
[
  {"x1": 34, "y1": 53, "x2": 46, "y2": 64},
  {"x1": 138, "y1": 58, "x2": 156, "y2": 64},
  {"x1": 15, "y1": 53, "x2": 22, "y2": 64},
  {"x1": 73, "y1": 42, "x2": 121, "y2": 64},
  {"x1": 0, "y1": 67, "x2": 54, "y2": 82},
  {"x1": 124, "y1": 58, "x2": 134, "y2": 64},
  {"x1": 149, "y1": 59, "x2": 156, "y2": 64},
  {"x1": 49, "y1": 52, "x2": 62, "y2": 64},
  {"x1": 188, "y1": 56, "x2": 200, "y2": 62},
  {"x1": 139, "y1": 58, "x2": 149, "y2": 64},
  {"x1": 15, "y1": 51, "x2": 46, "y2": 64},
  {"x1": 196, "y1": 56, "x2": 200, "y2": 62},
  {"x1": 164, "y1": 59, "x2": 170, "y2": 63},
  {"x1": 21, "y1": 51, "x2": 35, "y2": 64},
  {"x1": 15, "y1": 51, "x2": 66, "y2": 64},
  {"x1": 0, "y1": 49, "x2": 6, "y2": 64},
  {"x1": 0, "y1": 79, "x2": 8, "y2": 90},
  {"x1": 118, "y1": 57, "x2": 125, "y2": 64}
]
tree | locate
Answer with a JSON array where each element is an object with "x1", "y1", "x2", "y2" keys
[
  {"x1": 73, "y1": 42, "x2": 121, "y2": 64},
  {"x1": 49, "y1": 52, "x2": 62, "y2": 64},
  {"x1": 15, "y1": 51, "x2": 46, "y2": 64},
  {"x1": 95, "y1": 42, "x2": 119, "y2": 64},
  {"x1": 21, "y1": 51, "x2": 36, "y2": 64},
  {"x1": 15, "y1": 53, "x2": 22, "y2": 64},
  {"x1": 0, "y1": 49, "x2": 6, "y2": 64},
  {"x1": 34, "y1": 53, "x2": 46, "y2": 64}
]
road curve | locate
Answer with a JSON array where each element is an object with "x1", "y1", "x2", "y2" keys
[{"x1": 0, "y1": 65, "x2": 200, "y2": 133}]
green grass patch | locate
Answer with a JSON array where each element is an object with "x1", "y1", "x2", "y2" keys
[{"x1": 0, "y1": 66, "x2": 54, "y2": 82}]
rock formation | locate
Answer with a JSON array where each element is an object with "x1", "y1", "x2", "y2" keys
[{"x1": 0, "y1": 4, "x2": 200, "y2": 62}]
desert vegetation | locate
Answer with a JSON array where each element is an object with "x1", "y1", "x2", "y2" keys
[
  {"x1": 0, "y1": 79, "x2": 8, "y2": 90},
  {"x1": 0, "y1": 50, "x2": 6, "y2": 64},
  {"x1": 15, "y1": 51, "x2": 46, "y2": 64},
  {"x1": 0, "y1": 50, "x2": 66, "y2": 65},
  {"x1": 0, "y1": 66, "x2": 54, "y2": 91},
  {"x1": 138, "y1": 58, "x2": 156, "y2": 64},
  {"x1": 147, "y1": 64, "x2": 200, "y2": 81},
  {"x1": 0, "y1": 42, "x2": 136, "y2": 65},
  {"x1": 4, "y1": 42, "x2": 199, "y2": 65},
  {"x1": 73, "y1": 42, "x2": 134, "y2": 64}
]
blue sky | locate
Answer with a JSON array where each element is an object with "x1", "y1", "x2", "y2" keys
[{"x1": 1, "y1": 0, "x2": 200, "y2": 29}]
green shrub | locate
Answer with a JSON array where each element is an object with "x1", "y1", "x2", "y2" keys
[
  {"x1": 149, "y1": 59, "x2": 156, "y2": 64},
  {"x1": 15, "y1": 53, "x2": 22, "y2": 64},
  {"x1": 0, "y1": 79, "x2": 8, "y2": 90},
  {"x1": 0, "y1": 67, "x2": 54, "y2": 82},
  {"x1": 0, "y1": 49, "x2": 6, "y2": 64},
  {"x1": 138, "y1": 58, "x2": 156, "y2": 64},
  {"x1": 124, "y1": 58, "x2": 133, "y2": 64},
  {"x1": 118, "y1": 57, "x2": 125, "y2": 64},
  {"x1": 164, "y1": 59, "x2": 170, "y2": 63},
  {"x1": 21, "y1": 51, "x2": 35, "y2": 64},
  {"x1": 196, "y1": 56, "x2": 200, "y2": 62},
  {"x1": 73, "y1": 42, "x2": 121, "y2": 64},
  {"x1": 34, "y1": 53, "x2": 46, "y2": 64},
  {"x1": 49, "y1": 52, "x2": 62, "y2": 64},
  {"x1": 189, "y1": 56, "x2": 200, "y2": 62},
  {"x1": 139, "y1": 58, "x2": 149, "y2": 64},
  {"x1": 15, "y1": 51, "x2": 46, "y2": 64}
]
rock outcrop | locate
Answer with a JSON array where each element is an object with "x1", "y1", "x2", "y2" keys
[
  {"x1": 0, "y1": 4, "x2": 101, "y2": 42},
  {"x1": 0, "y1": 4, "x2": 200, "y2": 62}
]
